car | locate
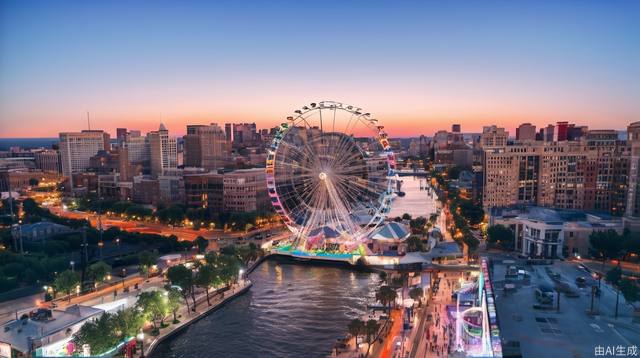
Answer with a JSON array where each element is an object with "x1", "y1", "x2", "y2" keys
[
  {"x1": 575, "y1": 277, "x2": 587, "y2": 287},
  {"x1": 578, "y1": 264, "x2": 590, "y2": 273}
]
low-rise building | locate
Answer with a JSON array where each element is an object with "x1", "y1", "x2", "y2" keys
[
  {"x1": 18, "y1": 222, "x2": 74, "y2": 242},
  {"x1": 489, "y1": 206, "x2": 623, "y2": 259},
  {"x1": 0, "y1": 305, "x2": 104, "y2": 358}
]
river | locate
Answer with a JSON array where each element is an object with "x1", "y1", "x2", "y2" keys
[{"x1": 151, "y1": 259, "x2": 379, "y2": 358}]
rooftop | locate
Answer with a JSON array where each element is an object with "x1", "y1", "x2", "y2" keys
[{"x1": 0, "y1": 305, "x2": 103, "y2": 353}]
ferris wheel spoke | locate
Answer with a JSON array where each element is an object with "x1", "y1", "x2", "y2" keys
[{"x1": 269, "y1": 102, "x2": 392, "y2": 251}]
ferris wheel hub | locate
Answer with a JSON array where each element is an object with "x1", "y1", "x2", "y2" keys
[{"x1": 318, "y1": 172, "x2": 328, "y2": 181}]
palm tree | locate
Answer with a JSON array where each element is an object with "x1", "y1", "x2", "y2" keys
[
  {"x1": 365, "y1": 319, "x2": 380, "y2": 357},
  {"x1": 347, "y1": 319, "x2": 365, "y2": 345},
  {"x1": 375, "y1": 285, "x2": 397, "y2": 313}
]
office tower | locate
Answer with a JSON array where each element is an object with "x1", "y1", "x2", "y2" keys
[
  {"x1": 515, "y1": 123, "x2": 536, "y2": 141},
  {"x1": 184, "y1": 123, "x2": 229, "y2": 170},
  {"x1": 567, "y1": 125, "x2": 588, "y2": 141},
  {"x1": 541, "y1": 124, "x2": 555, "y2": 142},
  {"x1": 117, "y1": 145, "x2": 132, "y2": 181},
  {"x1": 34, "y1": 150, "x2": 61, "y2": 173},
  {"x1": 483, "y1": 143, "x2": 542, "y2": 208},
  {"x1": 116, "y1": 128, "x2": 128, "y2": 143},
  {"x1": 148, "y1": 124, "x2": 178, "y2": 177},
  {"x1": 483, "y1": 131, "x2": 628, "y2": 214},
  {"x1": 480, "y1": 125, "x2": 509, "y2": 147},
  {"x1": 555, "y1": 121, "x2": 569, "y2": 141},
  {"x1": 222, "y1": 168, "x2": 269, "y2": 213},
  {"x1": 59, "y1": 130, "x2": 110, "y2": 186},
  {"x1": 225, "y1": 123, "x2": 233, "y2": 142},
  {"x1": 452, "y1": 124, "x2": 461, "y2": 133},
  {"x1": 232, "y1": 123, "x2": 258, "y2": 147},
  {"x1": 124, "y1": 133, "x2": 150, "y2": 166},
  {"x1": 625, "y1": 122, "x2": 640, "y2": 229}
]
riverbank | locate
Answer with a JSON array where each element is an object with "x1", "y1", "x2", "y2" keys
[{"x1": 143, "y1": 279, "x2": 253, "y2": 357}]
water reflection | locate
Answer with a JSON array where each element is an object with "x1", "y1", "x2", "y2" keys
[{"x1": 388, "y1": 176, "x2": 436, "y2": 218}]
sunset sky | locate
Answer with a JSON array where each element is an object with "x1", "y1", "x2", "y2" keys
[{"x1": 1, "y1": 1, "x2": 639, "y2": 138}]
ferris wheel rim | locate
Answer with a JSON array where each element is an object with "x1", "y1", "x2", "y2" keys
[{"x1": 265, "y1": 101, "x2": 397, "y2": 244}]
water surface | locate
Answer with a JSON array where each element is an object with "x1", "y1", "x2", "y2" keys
[{"x1": 151, "y1": 259, "x2": 379, "y2": 358}]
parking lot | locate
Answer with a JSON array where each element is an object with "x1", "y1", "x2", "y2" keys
[{"x1": 490, "y1": 256, "x2": 640, "y2": 357}]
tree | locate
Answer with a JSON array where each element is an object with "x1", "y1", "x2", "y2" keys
[
  {"x1": 459, "y1": 200, "x2": 484, "y2": 226},
  {"x1": 237, "y1": 243, "x2": 261, "y2": 266},
  {"x1": 590, "y1": 230, "x2": 624, "y2": 264},
  {"x1": 378, "y1": 271, "x2": 388, "y2": 284},
  {"x1": 447, "y1": 166, "x2": 462, "y2": 180},
  {"x1": 87, "y1": 261, "x2": 111, "y2": 284},
  {"x1": 487, "y1": 225, "x2": 514, "y2": 250},
  {"x1": 401, "y1": 213, "x2": 412, "y2": 221},
  {"x1": 606, "y1": 265, "x2": 622, "y2": 285},
  {"x1": 409, "y1": 287, "x2": 424, "y2": 305},
  {"x1": 28, "y1": 178, "x2": 39, "y2": 187},
  {"x1": 195, "y1": 264, "x2": 218, "y2": 306},
  {"x1": 619, "y1": 278, "x2": 639, "y2": 303},
  {"x1": 365, "y1": 319, "x2": 380, "y2": 356},
  {"x1": 74, "y1": 313, "x2": 119, "y2": 355},
  {"x1": 218, "y1": 254, "x2": 240, "y2": 285},
  {"x1": 406, "y1": 236, "x2": 424, "y2": 252},
  {"x1": 623, "y1": 231, "x2": 640, "y2": 258},
  {"x1": 167, "y1": 288, "x2": 182, "y2": 323},
  {"x1": 167, "y1": 264, "x2": 196, "y2": 312},
  {"x1": 195, "y1": 236, "x2": 209, "y2": 254},
  {"x1": 53, "y1": 270, "x2": 80, "y2": 302},
  {"x1": 138, "y1": 251, "x2": 158, "y2": 277},
  {"x1": 112, "y1": 307, "x2": 145, "y2": 339},
  {"x1": 375, "y1": 285, "x2": 397, "y2": 313},
  {"x1": 136, "y1": 291, "x2": 169, "y2": 331},
  {"x1": 347, "y1": 319, "x2": 365, "y2": 344},
  {"x1": 409, "y1": 217, "x2": 427, "y2": 234}
]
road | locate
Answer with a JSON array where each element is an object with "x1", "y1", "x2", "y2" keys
[
  {"x1": 49, "y1": 205, "x2": 284, "y2": 242},
  {"x1": 379, "y1": 309, "x2": 403, "y2": 358}
]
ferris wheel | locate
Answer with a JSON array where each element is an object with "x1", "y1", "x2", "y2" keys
[{"x1": 266, "y1": 101, "x2": 396, "y2": 251}]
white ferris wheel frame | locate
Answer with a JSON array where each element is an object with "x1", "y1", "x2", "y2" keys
[{"x1": 265, "y1": 101, "x2": 397, "y2": 245}]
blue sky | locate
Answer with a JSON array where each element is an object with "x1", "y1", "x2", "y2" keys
[{"x1": 1, "y1": 0, "x2": 639, "y2": 137}]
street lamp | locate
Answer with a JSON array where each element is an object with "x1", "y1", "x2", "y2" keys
[
  {"x1": 70, "y1": 260, "x2": 75, "y2": 272},
  {"x1": 137, "y1": 331, "x2": 145, "y2": 358}
]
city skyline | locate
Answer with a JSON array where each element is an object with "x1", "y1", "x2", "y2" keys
[{"x1": 2, "y1": 1, "x2": 639, "y2": 138}]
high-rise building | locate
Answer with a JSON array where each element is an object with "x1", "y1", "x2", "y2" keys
[
  {"x1": 116, "y1": 128, "x2": 128, "y2": 143},
  {"x1": 184, "y1": 123, "x2": 229, "y2": 170},
  {"x1": 231, "y1": 123, "x2": 258, "y2": 147},
  {"x1": 222, "y1": 168, "x2": 269, "y2": 213},
  {"x1": 480, "y1": 126, "x2": 509, "y2": 148},
  {"x1": 624, "y1": 122, "x2": 640, "y2": 230},
  {"x1": 483, "y1": 132, "x2": 628, "y2": 214},
  {"x1": 483, "y1": 143, "x2": 542, "y2": 208},
  {"x1": 515, "y1": 123, "x2": 536, "y2": 141},
  {"x1": 452, "y1": 124, "x2": 461, "y2": 133},
  {"x1": 554, "y1": 121, "x2": 569, "y2": 141},
  {"x1": 225, "y1": 123, "x2": 233, "y2": 143},
  {"x1": 148, "y1": 124, "x2": 177, "y2": 177},
  {"x1": 59, "y1": 130, "x2": 110, "y2": 186},
  {"x1": 124, "y1": 133, "x2": 150, "y2": 167},
  {"x1": 34, "y1": 150, "x2": 61, "y2": 173}
]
